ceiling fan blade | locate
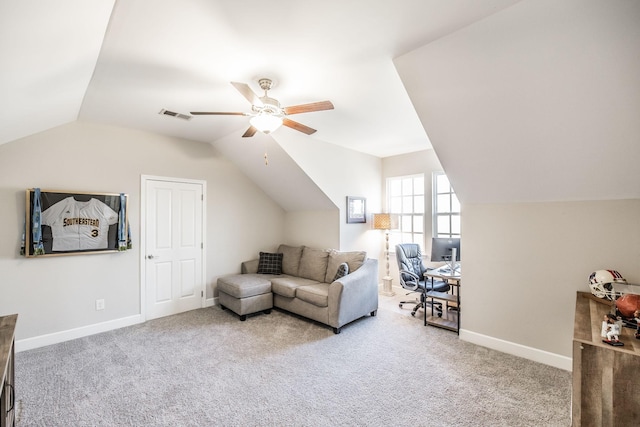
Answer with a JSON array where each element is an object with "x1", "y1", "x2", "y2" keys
[
  {"x1": 242, "y1": 126, "x2": 258, "y2": 138},
  {"x1": 231, "y1": 82, "x2": 263, "y2": 107},
  {"x1": 283, "y1": 118, "x2": 317, "y2": 135},
  {"x1": 283, "y1": 101, "x2": 334, "y2": 115}
]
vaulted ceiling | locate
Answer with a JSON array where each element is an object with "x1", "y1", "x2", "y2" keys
[
  {"x1": 2, "y1": 0, "x2": 638, "y2": 208},
  {"x1": 1, "y1": 0, "x2": 521, "y2": 157}
]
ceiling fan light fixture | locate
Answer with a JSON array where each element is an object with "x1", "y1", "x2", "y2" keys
[
  {"x1": 190, "y1": 79, "x2": 332, "y2": 138},
  {"x1": 250, "y1": 113, "x2": 283, "y2": 134}
]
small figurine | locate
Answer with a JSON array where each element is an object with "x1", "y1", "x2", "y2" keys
[{"x1": 602, "y1": 313, "x2": 624, "y2": 346}]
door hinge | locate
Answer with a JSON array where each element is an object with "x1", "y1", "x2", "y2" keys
[
  {"x1": 201, "y1": 242, "x2": 203, "y2": 249},
  {"x1": 201, "y1": 290, "x2": 204, "y2": 297},
  {"x1": 201, "y1": 194, "x2": 203, "y2": 201}
]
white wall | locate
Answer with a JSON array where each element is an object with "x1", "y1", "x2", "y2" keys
[
  {"x1": 277, "y1": 132, "x2": 382, "y2": 255},
  {"x1": 0, "y1": 121, "x2": 286, "y2": 343},
  {"x1": 284, "y1": 211, "x2": 340, "y2": 249},
  {"x1": 462, "y1": 200, "x2": 640, "y2": 368},
  {"x1": 381, "y1": 146, "x2": 640, "y2": 372}
]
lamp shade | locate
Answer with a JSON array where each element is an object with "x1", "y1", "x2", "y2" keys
[
  {"x1": 250, "y1": 113, "x2": 283, "y2": 134},
  {"x1": 372, "y1": 213, "x2": 398, "y2": 230}
]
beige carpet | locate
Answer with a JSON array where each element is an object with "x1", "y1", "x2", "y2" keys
[{"x1": 15, "y1": 290, "x2": 571, "y2": 426}]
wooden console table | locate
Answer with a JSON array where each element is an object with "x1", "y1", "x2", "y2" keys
[
  {"x1": 1, "y1": 314, "x2": 17, "y2": 427},
  {"x1": 572, "y1": 292, "x2": 639, "y2": 426}
]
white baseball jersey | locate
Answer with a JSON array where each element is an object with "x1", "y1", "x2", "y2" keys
[{"x1": 41, "y1": 197, "x2": 119, "y2": 251}]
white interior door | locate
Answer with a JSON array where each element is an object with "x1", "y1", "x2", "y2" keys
[{"x1": 145, "y1": 178, "x2": 204, "y2": 320}]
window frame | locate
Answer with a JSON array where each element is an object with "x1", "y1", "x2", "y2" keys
[
  {"x1": 386, "y1": 174, "x2": 425, "y2": 252},
  {"x1": 432, "y1": 171, "x2": 460, "y2": 239}
]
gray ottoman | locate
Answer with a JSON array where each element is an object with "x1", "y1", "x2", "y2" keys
[{"x1": 217, "y1": 275, "x2": 273, "y2": 321}]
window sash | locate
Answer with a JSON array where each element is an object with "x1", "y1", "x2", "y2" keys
[
  {"x1": 433, "y1": 172, "x2": 460, "y2": 238},
  {"x1": 387, "y1": 174, "x2": 424, "y2": 251}
]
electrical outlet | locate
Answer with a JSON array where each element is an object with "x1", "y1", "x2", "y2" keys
[{"x1": 96, "y1": 299, "x2": 105, "y2": 311}]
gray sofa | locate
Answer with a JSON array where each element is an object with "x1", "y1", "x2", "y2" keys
[{"x1": 217, "y1": 244, "x2": 379, "y2": 334}]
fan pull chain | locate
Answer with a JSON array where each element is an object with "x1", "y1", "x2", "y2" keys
[{"x1": 263, "y1": 139, "x2": 269, "y2": 165}]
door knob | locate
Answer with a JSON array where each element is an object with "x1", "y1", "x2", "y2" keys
[{"x1": 147, "y1": 255, "x2": 155, "y2": 259}]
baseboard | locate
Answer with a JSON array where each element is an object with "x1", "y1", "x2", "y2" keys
[
  {"x1": 17, "y1": 299, "x2": 219, "y2": 352},
  {"x1": 460, "y1": 329, "x2": 572, "y2": 371},
  {"x1": 15, "y1": 314, "x2": 144, "y2": 353}
]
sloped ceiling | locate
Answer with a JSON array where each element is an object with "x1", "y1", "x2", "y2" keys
[
  {"x1": 0, "y1": 0, "x2": 114, "y2": 145},
  {"x1": 5, "y1": 1, "x2": 635, "y2": 209},
  {"x1": 212, "y1": 130, "x2": 335, "y2": 212},
  {"x1": 1, "y1": 0, "x2": 522, "y2": 158},
  {"x1": 395, "y1": 0, "x2": 640, "y2": 204}
]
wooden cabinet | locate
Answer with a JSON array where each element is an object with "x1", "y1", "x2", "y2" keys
[
  {"x1": 0, "y1": 314, "x2": 17, "y2": 427},
  {"x1": 572, "y1": 292, "x2": 640, "y2": 426}
]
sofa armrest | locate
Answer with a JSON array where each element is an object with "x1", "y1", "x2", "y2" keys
[
  {"x1": 241, "y1": 259, "x2": 259, "y2": 274},
  {"x1": 328, "y1": 258, "x2": 379, "y2": 329}
]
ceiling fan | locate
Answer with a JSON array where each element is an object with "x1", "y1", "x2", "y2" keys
[{"x1": 190, "y1": 78, "x2": 334, "y2": 137}]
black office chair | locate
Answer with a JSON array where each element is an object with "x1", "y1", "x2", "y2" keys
[{"x1": 395, "y1": 243, "x2": 450, "y2": 317}]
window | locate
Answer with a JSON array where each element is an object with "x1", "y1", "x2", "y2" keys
[
  {"x1": 433, "y1": 172, "x2": 460, "y2": 238},
  {"x1": 387, "y1": 174, "x2": 424, "y2": 251}
]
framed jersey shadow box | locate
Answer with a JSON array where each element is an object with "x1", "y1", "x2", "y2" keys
[{"x1": 24, "y1": 189, "x2": 129, "y2": 257}]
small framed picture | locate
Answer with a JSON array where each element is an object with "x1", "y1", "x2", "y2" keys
[{"x1": 346, "y1": 196, "x2": 366, "y2": 223}]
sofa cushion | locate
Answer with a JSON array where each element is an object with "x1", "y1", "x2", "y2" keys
[
  {"x1": 332, "y1": 262, "x2": 349, "y2": 282},
  {"x1": 217, "y1": 275, "x2": 272, "y2": 298},
  {"x1": 295, "y1": 283, "x2": 330, "y2": 307},
  {"x1": 298, "y1": 247, "x2": 330, "y2": 282},
  {"x1": 324, "y1": 250, "x2": 367, "y2": 283},
  {"x1": 257, "y1": 252, "x2": 283, "y2": 275},
  {"x1": 271, "y1": 276, "x2": 320, "y2": 298},
  {"x1": 278, "y1": 244, "x2": 304, "y2": 276}
]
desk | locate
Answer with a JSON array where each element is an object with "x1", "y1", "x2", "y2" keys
[{"x1": 424, "y1": 267, "x2": 461, "y2": 334}]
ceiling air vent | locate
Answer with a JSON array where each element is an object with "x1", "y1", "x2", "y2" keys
[{"x1": 159, "y1": 109, "x2": 192, "y2": 121}]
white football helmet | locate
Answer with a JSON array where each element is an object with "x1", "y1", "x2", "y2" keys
[{"x1": 589, "y1": 269, "x2": 626, "y2": 300}]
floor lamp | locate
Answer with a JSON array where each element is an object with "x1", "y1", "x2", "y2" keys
[{"x1": 373, "y1": 213, "x2": 397, "y2": 296}]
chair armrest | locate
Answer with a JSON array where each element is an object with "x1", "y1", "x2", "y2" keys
[{"x1": 399, "y1": 269, "x2": 420, "y2": 291}]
